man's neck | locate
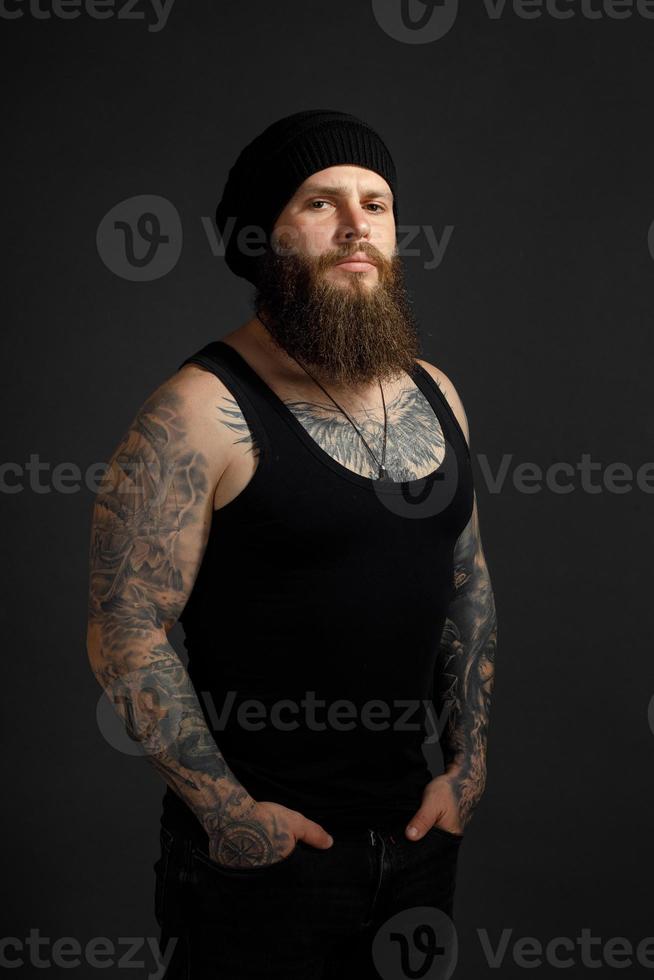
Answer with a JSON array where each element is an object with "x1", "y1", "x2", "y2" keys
[{"x1": 247, "y1": 315, "x2": 307, "y2": 384}]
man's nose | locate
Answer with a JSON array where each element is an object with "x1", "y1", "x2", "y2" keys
[{"x1": 335, "y1": 201, "x2": 371, "y2": 243}]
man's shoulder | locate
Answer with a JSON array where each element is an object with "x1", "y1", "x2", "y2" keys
[
  {"x1": 415, "y1": 358, "x2": 470, "y2": 448},
  {"x1": 127, "y1": 360, "x2": 237, "y2": 469},
  {"x1": 172, "y1": 335, "x2": 251, "y2": 403}
]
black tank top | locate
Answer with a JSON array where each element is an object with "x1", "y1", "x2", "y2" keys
[{"x1": 160, "y1": 340, "x2": 474, "y2": 840}]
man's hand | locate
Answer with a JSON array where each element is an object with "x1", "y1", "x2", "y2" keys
[
  {"x1": 207, "y1": 801, "x2": 334, "y2": 868},
  {"x1": 405, "y1": 774, "x2": 466, "y2": 841}
]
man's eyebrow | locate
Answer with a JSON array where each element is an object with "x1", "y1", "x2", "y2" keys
[{"x1": 300, "y1": 183, "x2": 393, "y2": 200}]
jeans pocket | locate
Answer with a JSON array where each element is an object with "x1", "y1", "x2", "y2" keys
[
  {"x1": 428, "y1": 824, "x2": 464, "y2": 842},
  {"x1": 191, "y1": 839, "x2": 304, "y2": 878}
]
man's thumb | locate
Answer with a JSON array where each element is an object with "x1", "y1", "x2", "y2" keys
[
  {"x1": 405, "y1": 809, "x2": 434, "y2": 841},
  {"x1": 300, "y1": 820, "x2": 334, "y2": 850}
]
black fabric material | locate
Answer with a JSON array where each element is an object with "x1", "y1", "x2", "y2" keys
[
  {"x1": 160, "y1": 340, "x2": 474, "y2": 844},
  {"x1": 154, "y1": 821, "x2": 462, "y2": 976},
  {"x1": 215, "y1": 109, "x2": 399, "y2": 285}
]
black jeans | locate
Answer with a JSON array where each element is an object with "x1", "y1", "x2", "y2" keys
[{"x1": 154, "y1": 819, "x2": 463, "y2": 979}]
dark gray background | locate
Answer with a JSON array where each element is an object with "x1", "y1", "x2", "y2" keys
[{"x1": 3, "y1": 1, "x2": 654, "y2": 977}]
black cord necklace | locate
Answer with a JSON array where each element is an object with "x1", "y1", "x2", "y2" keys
[{"x1": 255, "y1": 312, "x2": 389, "y2": 481}]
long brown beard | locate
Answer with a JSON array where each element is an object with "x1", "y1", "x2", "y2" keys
[{"x1": 252, "y1": 239, "x2": 422, "y2": 387}]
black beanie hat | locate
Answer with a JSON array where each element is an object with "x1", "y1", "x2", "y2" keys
[{"x1": 215, "y1": 109, "x2": 398, "y2": 285}]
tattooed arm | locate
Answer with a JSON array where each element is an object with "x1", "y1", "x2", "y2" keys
[
  {"x1": 407, "y1": 362, "x2": 497, "y2": 839},
  {"x1": 86, "y1": 367, "x2": 331, "y2": 865},
  {"x1": 434, "y1": 492, "x2": 497, "y2": 828}
]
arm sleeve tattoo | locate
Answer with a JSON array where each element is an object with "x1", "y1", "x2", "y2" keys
[
  {"x1": 433, "y1": 492, "x2": 497, "y2": 826},
  {"x1": 86, "y1": 384, "x2": 257, "y2": 839}
]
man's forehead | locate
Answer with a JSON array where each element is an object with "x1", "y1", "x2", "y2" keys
[{"x1": 295, "y1": 166, "x2": 393, "y2": 199}]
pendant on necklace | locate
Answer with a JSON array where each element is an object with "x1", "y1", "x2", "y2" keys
[{"x1": 378, "y1": 465, "x2": 388, "y2": 481}]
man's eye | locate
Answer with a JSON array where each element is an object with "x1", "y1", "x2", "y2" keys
[{"x1": 309, "y1": 200, "x2": 386, "y2": 212}]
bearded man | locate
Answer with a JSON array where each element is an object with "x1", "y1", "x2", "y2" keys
[{"x1": 86, "y1": 109, "x2": 497, "y2": 978}]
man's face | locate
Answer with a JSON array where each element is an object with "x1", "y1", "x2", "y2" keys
[
  {"x1": 253, "y1": 165, "x2": 421, "y2": 388},
  {"x1": 271, "y1": 164, "x2": 397, "y2": 289}
]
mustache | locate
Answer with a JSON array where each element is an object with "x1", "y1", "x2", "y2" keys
[{"x1": 317, "y1": 242, "x2": 388, "y2": 270}]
